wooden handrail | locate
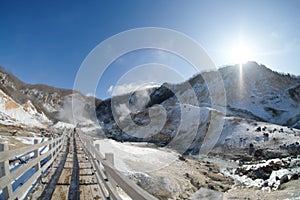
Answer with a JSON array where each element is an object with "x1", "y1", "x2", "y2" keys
[
  {"x1": 0, "y1": 133, "x2": 67, "y2": 200},
  {"x1": 0, "y1": 137, "x2": 61, "y2": 163},
  {"x1": 78, "y1": 132, "x2": 157, "y2": 200},
  {"x1": 0, "y1": 147, "x2": 53, "y2": 191}
]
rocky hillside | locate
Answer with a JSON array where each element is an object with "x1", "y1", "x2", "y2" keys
[
  {"x1": 1, "y1": 63, "x2": 299, "y2": 154},
  {"x1": 219, "y1": 62, "x2": 300, "y2": 128},
  {"x1": 1, "y1": 63, "x2": 300, "y2": 198},
  {"x1": 173, "y1": 62, "x2": 300, "y2": 128},
  {"x1": 0, "y1": 88, "x2": 49, "y2": 127},
  {"x1": 93, "y1": 62, "x2": 300, "y2": 198},
  {"x1": 0, "y1": 66, "x2": 101, "y2": 124},
  {"x1": 96, "y1": 62, "x2": 300, "y2": 157}
]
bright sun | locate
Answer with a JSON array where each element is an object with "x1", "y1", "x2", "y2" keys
[{"x1": 230, "y1": 41, "x2": 253, "y2": 65}]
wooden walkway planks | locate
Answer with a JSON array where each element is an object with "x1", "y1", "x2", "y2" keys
[
  {"x1": 46, "y1": 133, "x2": 102, "y2": 200},
  {"x1": 52, "y1": 185, "x2": 69, "y2": 199},
  {"x1": 39, "y1": 136, "x2": 70, "y2": 200},
  {"x1": 77, "y1": 138, "x2": 101, "y2": 200},
  {"x1": 4, "y1": 129, "x2": 157, "y2": 200},
  {"x1": 50, "y1": 135, "x2": 73, "y2": 200}
]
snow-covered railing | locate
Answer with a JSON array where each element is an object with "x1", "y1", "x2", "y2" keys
[
  {"x1": 0, "y1": 133, "x2": 66, "y2": 200},
  {"x1": 78, "y1": 132, "x2": 157, "y2": 200}
]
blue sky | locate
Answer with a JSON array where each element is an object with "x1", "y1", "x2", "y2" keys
[{"x1": 1, "y1": 0, "x2": 300, "y2": 99}]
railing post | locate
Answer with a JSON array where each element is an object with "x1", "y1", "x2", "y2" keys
[
  {"x1": 59, "y1": 137, "x2": 62, "y2": 150},
  {"x1": 89, "y1": 141, "x2": 92, "y2": 155},
  {"x1": 105, "y1": 153, "x2": 117, "y2": 188},
  {"x1": 34, "y1": 139, "x2": 41, "y2": 172},
  {"x1": 60, "y1": 135, "x2": 63, "y2": 152},
  {"x1": 94, "y1": 143, "x2": 100, "y2": 167},
  {"x1": 0, "y1": 143, "x2": 13, "y2": 199},
  {"x1": 58, "y1": 138, "x2": 60, "y2": 149},
  {"x1": 52, "y1": 137, "x2": 56, "y2": 156},
  {"x1": 56, "y1": 138, "x2": 59, "y2": 154},
  {"x1": 49, "y1": 138, "x2": 53, "y2": 159},
  {"x1": 105, "y1": 153, "x2": 114, "y2": 166},
  {"x1": 95, "y1": 144, "x2": 100, "y2": 156},
  {"x1": 92, "y1": 141, "x2": 96, "y2": 159}
]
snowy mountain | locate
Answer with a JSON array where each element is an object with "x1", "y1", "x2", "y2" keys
[
  {"x1": 171, "y1": 62, "x2": 300, "y2": 128},
  {"x1": 1, "y1": 63, "x2": 299, "y2": 154},
  {"x1": 96, "y1": 62, "x2": 300, "y2": 157},
  {"x1": 219, "y1": 62, "x2": 300, "y2": 127},
  {"x1": 1, "y1": 63, "x2": 300, "y2": 198},
  {"x1": 92, "y1": 62, "x2": 300, "y2": 197}
]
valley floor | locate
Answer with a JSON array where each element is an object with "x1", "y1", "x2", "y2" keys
[
  {"x1": 91, "y1": 137, "x2": 300, "y2": 200},
  {"x1": 1, "y1": 122, "x2": 300, "y2": 200}
]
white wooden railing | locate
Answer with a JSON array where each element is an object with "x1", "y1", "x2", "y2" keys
[
  {"x1": 78, "y1": 132, "x2": 157, "y2": 200},
  {"x1": 0, "y1": 133, "x2": 66, "y2": 200}
]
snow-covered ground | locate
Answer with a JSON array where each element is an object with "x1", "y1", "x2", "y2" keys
[
  {"x1": 92, "y1": 137, "x2": 235, "y2": 199},
  {"x1": 94, "y1": 139, "x2": 178, "y2": 174},
  {"x1": 0, "y1": 112, "x2": 17, "y2": 126},
  {"x1": 222, "y1": 156, "x2": 300, "y2": 190}
]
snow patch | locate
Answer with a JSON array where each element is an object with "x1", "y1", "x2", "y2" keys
[{"x1": 94, "y1": 139, "x2": 178, "y2": 175}]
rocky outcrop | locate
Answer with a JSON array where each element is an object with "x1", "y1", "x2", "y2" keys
[
  {"x1": 231, "y1": 156, "x2": 300, "y2": 190},
  {"x1": 146, "y1": 84, "x2": 175, "y2": 108},
  {"x1": 129, "y1": 159, "x2": 233, "y2": 200}
]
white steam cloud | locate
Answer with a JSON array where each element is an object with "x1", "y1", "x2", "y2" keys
[
  {"x1": 108, "y1": 82, "x2": 159, "y2": 96},
  {"x1": 58, "y1": 94, "x2": 97, "y2": 125}
]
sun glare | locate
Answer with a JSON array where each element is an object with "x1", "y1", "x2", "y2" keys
[{"x1": 230, "y1": 41, "x2": 253, "y2": 65}]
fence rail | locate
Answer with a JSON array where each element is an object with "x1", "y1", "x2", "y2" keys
[
  {"x1": 0, "y1": 131, "x2": 157, "y2": 200},
  {"x1": 0, "y1": 133, "x2": 66, "y2": 200},
  {"x1": 78, "y1": 132, "x2": 157, "y2": 200}
]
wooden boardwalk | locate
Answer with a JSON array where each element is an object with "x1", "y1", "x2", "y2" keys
[
  {"x1": 0, "y1": 130, "x2": 157, "y2": 200},
  {"x1": 40, "y1": 133, "x2": 102, "y2": 200}
]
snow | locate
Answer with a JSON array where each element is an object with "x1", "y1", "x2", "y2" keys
[
  {"x1": 80, "y1": 126, "x2": 99, "y2": 132},
  {"x1": 222, "y1": 156, "x2": 300, "y2": 190},
  {"x1": 216, "y1": 117, "x2": 300, "y2": 151},
  {"x1": 52, "y1": 121, "x2": 75, "y2": 129},
  {"x1": 7, "y1": 107, "x2": 42, "y2": 127},
  {"x1": 268, "y1": 169, "x2": 290, "y2": 189},
  {"x1": 14, "y1": 136, "x2": 46, "y2": 145},
  {"x1": 0, "y1": 89, "x2": 47, "y2": 127},
  {"x1": 94, "y1": 139, "x2": 178, "y2": 175},
  {"x1": 0, "y1": 111, "x2": 17, "y2": 125},
  {"x1": 23, "y1": 100, "x2": 50, "y2": 123},
  {"x1": 169, "y1": 63, "x2": 300, "y2": 129},
  {"x1": 43, "y1": 103, "x2": 57, "y2": 112}
]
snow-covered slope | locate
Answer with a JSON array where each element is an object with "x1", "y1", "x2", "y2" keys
[
  {"x1": 220, "y1": 63, "x2": 300, "y2": 127},
  {"x1": 0, "y1": 89, "x2": 49, "y2": 127},
  {"x1": 170, "y1": 62, "x2": 300, "y2": 128}
]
